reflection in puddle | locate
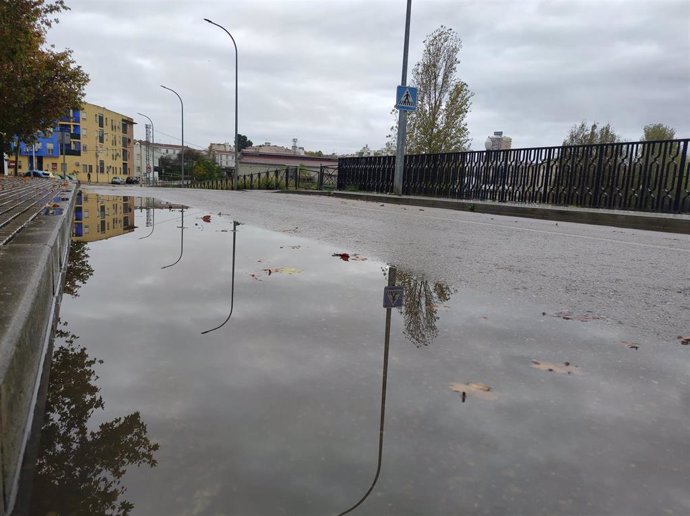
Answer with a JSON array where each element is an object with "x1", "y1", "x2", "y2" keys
[
  {"x1": 26, "y1": 228, "x2": 158, "y2": 514},
  {"x1": 161, "y1": 207, "x2": 185, "y2": 269},
  {"x1": 201, "y1": 220, "x2": 239, "y2": 335},
  {"x1": 28, "y1": 322, "x2": 159, "y2": 515},
  {"x1": 395, "y1": 269, "x2": 453, "y2": 347},
  {"x1": 73, "y1": 191, "x2": 135, "y2": 242},
  {"x1": 22, "y1": 194, "x2": 689, "y2": 515}
]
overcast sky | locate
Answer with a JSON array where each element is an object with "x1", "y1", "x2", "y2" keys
[{"x1": 48, "y1": 0, "x2": 689, "y2": 154}]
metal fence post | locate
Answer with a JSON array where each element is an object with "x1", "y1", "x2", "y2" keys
[{"x1": 672, "y1": 140, "x2": 688, "y2": 213}]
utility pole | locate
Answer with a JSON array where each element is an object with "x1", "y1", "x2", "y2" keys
[{"x1": 393, "y1": 0, "x2": 413, "y2": 195}]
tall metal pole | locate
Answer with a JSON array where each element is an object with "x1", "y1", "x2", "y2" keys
[
  {"x1": 204, "y1": 18, "x2": 239, "y2": 191},
  {"x1": 393, "y1": 0, "x2": 413, "y2": 195},
  {"x1": 160, "y1": 85, "x2": 184, "y2": 187},
  {"x1": 137, "y1": 112, "x2": 155, "y2": 186}
]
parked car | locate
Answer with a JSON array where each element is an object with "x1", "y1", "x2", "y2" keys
[
  {"x1": 125, "y1": 176, "x2": 140, "y2": 184},
  {"x1": 23, "y1": 170, "x2": 51, "y2": 178},
  {"x1": 111, "y1": 176, "x2": 124, "y2": 185}
]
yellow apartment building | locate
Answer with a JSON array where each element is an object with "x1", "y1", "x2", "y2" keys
[
  {"x1": 72, "y1": 191, "x2": 135, "y2": 242},
  {"x1": 14, "y1": 102, "x2": 134, "y2": 184}
]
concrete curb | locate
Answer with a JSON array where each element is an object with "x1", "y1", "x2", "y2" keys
[
  {"x1": 280, "y1": 190, "x2": 690, "y2": 235},
  {"x1": 0, "y1": 183, "x2": 76, "y2": 516}
]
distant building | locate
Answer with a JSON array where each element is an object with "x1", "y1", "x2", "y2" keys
[
  {"x1": 484, "y1": 131, "x2": 512, "y2": 151},
  {"x1": 133, "y1": 141, "x2": 190, "y2": 179},
  {"x1": 11, "y1": 102, "x2": 134, "y2": 183},
  {"x1": 208, "y1": 142, "x2": 235, "y2": 168},
  {"x1": 239, "y1": 138, "x2": 337, "y2": 175}
]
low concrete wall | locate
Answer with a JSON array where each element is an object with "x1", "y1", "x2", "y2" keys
[
  {"x1": 0, "y1": 185, "x2": 76, "y2": 515},
  {"x1": 286, "y1": 190, "x2": 690, "y2": 235}
]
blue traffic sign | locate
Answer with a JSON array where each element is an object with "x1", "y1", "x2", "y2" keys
[
  {"x1": 396, "y1": 85, "x2": 418, "y2": 111},
  {"x1": 383, "y1": 285, "x2": 404, "y2": 308}
]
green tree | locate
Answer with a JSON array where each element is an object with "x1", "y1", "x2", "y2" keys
[
  {"x1": 30, "y1": 322, "x2": 159, "y2": 515},
  {"x1": 562, "y1": 121, "x2": 620, "y2": 146},
  {"x1": 63, "y1": 240, "x2": 94, "y2": 297},
  {"x1": 389, "y1": 26, "x2": 473, "y2": 154},
  {"x1": 158, "y1": 148, "x2": 206, "y2": 180},
  {"x1": 192, "y1": 157, "x2": 221, "y2": 181},
  {"x1": 641, "y1": 123, "x2": 676, "y2": 142},
  {"x1": 237, "y1": 133, "x2": 252, "y2": 151},
  {"x1": 0, "y1": 0, "x2": 89, "y2": 172}
]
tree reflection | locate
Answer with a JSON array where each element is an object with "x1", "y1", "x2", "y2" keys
[
  {"x1": 63, "y1": 241, "x2": 94, "y2": 297},
  {"x1": 29, "y1": 322, "x2": 159, "y2": 516},
  {"x1": 395, "y1": 270, "x2": 453, "y2": 347}
]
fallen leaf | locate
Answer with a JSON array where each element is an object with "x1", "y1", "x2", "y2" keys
[
  {"x1": 449, "y1": 382, "x2": 497, "y2": 400},
  {"x1": 678, "y1": 335, "x2": 690, "y2": 345},
  {"x1": 621, "y1": 341, "x2": 640, "y2": 350},
  {"x1": 262, "y1": 267, "x2": 302, "y2": 276},
  {"x1": 531, "y1": 360, "x2": 581, "y2": 375},
  {"x1": 551, "y1": 310, "x2": 605, "y2": 322},
  {"x1": 333, "y1": 253, "x2": 350, "y2": 261},
  {"x1": 202, "y1": 215, "x2": 211, "y2": 223}
]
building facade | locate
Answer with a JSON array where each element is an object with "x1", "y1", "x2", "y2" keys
[
  {"x1": 11, "y1": 102, "x2": 134, "y2": 183},
  {"x1": 72, "y1": 191, "x2": 135, "y2": 242},
  {"x1": 133, "y1": 141, "x2": 187, "y2": 180},
  {"x1": 208, "y1": 142, "x2": 235, "y2": 169}
]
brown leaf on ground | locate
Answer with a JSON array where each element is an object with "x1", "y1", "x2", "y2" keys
[
  {"x1": 333, "y1": 253, "x2": 350, "y2": 261},
  {"x1": 552, "y1": 310, "x2": 605, "y2": 322},
  {"x1": 678, "y1": 335, "x2": 690, "y2": 345},
  {"x1": 449, "y1": 382, "x2": 497, "y2": 400},
  {"x1": 262, "y1": 267, "x2": 302, "y2": 276},
  {"x1": 531, "y1": 360, "x2": 581, "y2": 375},
  {"x1": 202, "y1": 215, "x2": 211, "y2": 222}
]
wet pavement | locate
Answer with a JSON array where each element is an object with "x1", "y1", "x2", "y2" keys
[{"x1": 26, "y1": 194, "x2": 690, "y2": 515}]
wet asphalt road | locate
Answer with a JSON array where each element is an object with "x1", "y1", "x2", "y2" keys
[{"x1": 89, "y1": 186, "x2": 690, "y2": 344}]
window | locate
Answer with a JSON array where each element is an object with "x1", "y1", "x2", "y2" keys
[
  {"x1": 100, "y1": 220, "x2": 106, "y2": 233},
  {"x1": 98, "y1": 129, "x2": 104, "y2": 144},
  {"x1": 122, "y1": 120, "x2": 128, "y2": 134},
  {"x1": 88, "y1": 164, "x2": 93, "y2": 173},
  {"x1": 83, "y1": 144, "x2": 87, "y2": 152},
  {"x1": 98, "y1": 114, "x2": 103, "y2": 128},
  {"x1": 82, "y1": 128, "x2": 87, "y2": 137},
  {"x1": 46, "y1": 143, "x2": 54, "y2": 152},
  {"x1": 122, "y1": 136, "x2": 128, "y2": 148},
  {"x1": 99, "y1": 160, "x2": 104, "y2": 173},
  {"x1": 83, "y1": 164, "x2": 87, "y2": 173}
]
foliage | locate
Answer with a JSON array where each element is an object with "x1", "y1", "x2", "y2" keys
[
  {"x1": 0, "y1": 0, "x2": 89, "y2": 167},
  {"x1": 191, "y1": 157, "x2": 222, "y2": 182},
  {"x1": 641, "y1": 123, "x2": 676, "y2": 142},
  {"x1": 237, "y1": 133, "x2": 252, "y2": 151},
  {"x1": 563, "y1": 121, "x2": 620, "y2": 146},
  {"x1": 63, "y1": 240, "x2": 94, "y2": 297},
  {"x1": 30, "y1": 321, "x2": 159, "y2": 515},
  {"x1": 158, "y1": 148, "x2": 215, "y2": 180},
  {"x1": 388, "y1": 26, "x2": 473, "y2": 154},
  {"x1": 396, "y1": 271, "x2": 452, "y2": 347}
]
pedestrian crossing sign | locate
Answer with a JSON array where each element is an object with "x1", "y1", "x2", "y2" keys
[{"x1": 396, "y1": 85, "x2": 418, "y2": 111}]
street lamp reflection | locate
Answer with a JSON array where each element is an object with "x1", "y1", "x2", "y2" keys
[
  {"x1": 161, "y1": 207, "x2": 185, "y2": 269},
  {"x1": 201, "y1": 220, "x2": 240, "y2": 334},
  {"x1": 139, "y1": 197, "x2": 156, "y2": 240},
  {"x1": 337, "y1": 266, "x2": 398, "y2": 516}
]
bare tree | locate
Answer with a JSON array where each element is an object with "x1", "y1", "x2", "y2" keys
[{"x1": 388, "y1": 26, "x2": 473, "y2": 154}]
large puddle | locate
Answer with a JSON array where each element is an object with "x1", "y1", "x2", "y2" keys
[{"x1": 25, "y1": 194, "x2": 689, "y2": 515}]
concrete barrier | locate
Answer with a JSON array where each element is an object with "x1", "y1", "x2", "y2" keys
[{"x1": 0, "y1": 184, "x2": 76, "y2": 515}]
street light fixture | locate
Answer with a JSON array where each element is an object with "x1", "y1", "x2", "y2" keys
[
  {"x1": 204, "y1": 18, "x2": 239, "y2": 191},
  {"x1": 160, "y1": 85, "x2": 185, "y2": 187},
  {"x1": 137, "y1": 112, "x2": 155, "y2": 186}
]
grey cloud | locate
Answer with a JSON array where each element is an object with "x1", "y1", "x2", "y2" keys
[{"x1": 47, "y1": 0, "x2": 690, "y2": 153}]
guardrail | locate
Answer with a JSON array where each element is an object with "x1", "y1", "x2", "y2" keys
[{"x1": 337, "y1": 139, "x2": 690, "y2": 213}]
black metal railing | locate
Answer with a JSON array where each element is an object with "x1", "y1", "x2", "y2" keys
[
  {"x1": 337, "y1": 139, "x2": 690, "y2": 213},
  {"x1": 188, "y1": 165, "x2": 339, "y2": 192}
]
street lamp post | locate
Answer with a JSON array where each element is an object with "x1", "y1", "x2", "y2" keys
[
  {"x1": 204, "y1": 18, "x2": 239, "y2": 191},
  {"x1": 160, "y1": 85, "x2": 184, "y2": 187},
  {"x1": 393, "y1": 0, "x2": 413, "y2": 195},
  {"x1": 137, "y1": 112, "x2": 155, "y2": 186}
]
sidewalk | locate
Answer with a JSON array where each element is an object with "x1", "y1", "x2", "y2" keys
[{"x1": 284, "y1": 190, "x2": 690, "y2": 234}]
